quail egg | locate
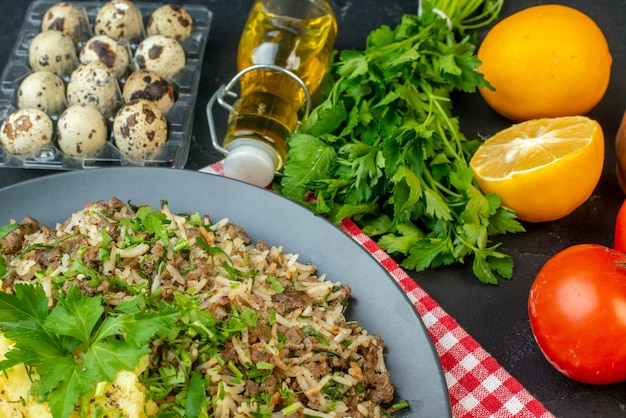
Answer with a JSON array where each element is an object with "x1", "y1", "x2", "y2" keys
[
  {"x1": 56, "y1": 104, "x2": 108, "y2": 157},
  {"x1": 146, "y1": 5, "x2": 194, "y2": 41},
  {"x1": 0, "y1": 108, "x2": 53, "y2": 155},
  {"x1": 134, "y1": 35, "x2": 186, "y2": 80},
  {"x1": 94, "y1": 0, "x2": 144, "y2": 43},
  {"x1": 123, "y1": 70, "x2": 175, "y2": 113},
  {"x1": 113, "y1": 99, "x2": 168, "y2": 159},
  {"x1": 67, "y1": 61, "x2": 121, "y2": 117},
  {"x1": 41, "y1": 2, "x2": 92, "y2": 45},
  {"x1": 28, "y1": 30, "x2": 78, "y2": 76},
  {"x1": 17, "y1": 71, "x2": 66, "y2": 115},
  {"x1": 80, "y1": 35, "x2": 130, "y2": 79}
]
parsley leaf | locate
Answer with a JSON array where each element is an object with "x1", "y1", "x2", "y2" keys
[
  {"x1": 38, "y1": 356, "x2": 96, "y2": 417},
  {"x1": 186, "y1": 370, "x2": 208, "y2": 417},
  {"x1": 0, "y1": 283, "x2": 51, "y2": 342},
  {"x1": 0, "y1": 223, "x2": 18, "y2": 240},
  {"x1": 45, "y1": 285, "x2": 103, "y2": 342},
  {"x1": 136, "y1": 206, "x2": 171, "y2": 247},
  {"x1": 83, "y1": 339, "x2": 149, "y2": 382},
  {"x1": 0, "y1": 257, "x2": 7, "y2": 281}
]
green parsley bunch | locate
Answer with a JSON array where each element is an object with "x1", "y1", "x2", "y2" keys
[{"x1": 278, "y1": 0, "x2": 525, "y2": 284}]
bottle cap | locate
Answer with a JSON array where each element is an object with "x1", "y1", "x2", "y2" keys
[{"x1": 223, "y1": 140, "x2": 278, "y2": 188}]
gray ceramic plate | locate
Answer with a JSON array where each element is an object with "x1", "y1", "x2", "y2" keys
[{"x1": 0, "y1": 167, "x2": 451, "y2": 417}]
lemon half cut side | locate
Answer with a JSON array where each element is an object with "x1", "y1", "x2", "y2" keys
[{"x1": 470, "y1": 116, "x2": 604, "y2": 223}]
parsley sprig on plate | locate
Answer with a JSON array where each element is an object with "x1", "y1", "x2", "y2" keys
[
  {"x1": 0, "y1": 284, "x2": 178, "y2": 418},
  {"x1": 278, "y1": 0, "x2": 524, "y2": 284}
]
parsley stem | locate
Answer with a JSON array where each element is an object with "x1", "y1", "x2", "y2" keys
[
  {"x1": 422, "y1": 164, "x2": 462, "y2": 199},
  {"x1": 227, "y1": 361, "x2": 244, "y2": 379},
  {"x1": 422, "y1": 83, "x2": 466, "y2": 163},
  {"x1": 387, "y1": 399, "x2": 410, "y2": 412},
  {"x1": 281, "y1": 403, "x2": 301, "y2": 415},
  {"x1": 427, "y1": 0, "x2": 503, "y2": 31}
]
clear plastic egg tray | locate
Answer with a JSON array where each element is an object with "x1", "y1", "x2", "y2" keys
[{"x1": 0, "y1": 0, "x2": 212, "y2": 170}]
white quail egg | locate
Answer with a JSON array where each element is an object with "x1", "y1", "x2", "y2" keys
[
  {"x1": 80, "y1": 35, "x2": 130, "y2": 79},
  {"x1": 134, "y1": 35, "x2": 186, "y2": 80},
  {"x1": 67, "y1": 61, "x2": 121, "y2": 117},
  {"x1": 146, "y1": 5, "x2": 194, "y2": 41},
  {"x1": 0, "y1": 108, "x2": 53, "y2": 155},
  {"x1": 122, "y1": 70, "x2": 175, "y2": 113},
  {"x1": 17, "y1": 71, "x2": 66, "y2": 115},
  {"x1": 56, "y1": 104, "x2": 108, "y2": 157},
  {"x1": 28, "y1": 30, "x2": 78, "y2": 76},
  {"x1": 41, "y1": 2, "x2": 92, "y2": 45},
  {"x1": 113, "y1": 99, "x2": 168, "y2": 158},
  {"x1": 94, "y1": 0, "x2": 144, "y2": 43}
]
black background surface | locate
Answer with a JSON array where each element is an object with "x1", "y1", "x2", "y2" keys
[{"x1": 0, "y1": 1, "x2": 625, "y2": 416}]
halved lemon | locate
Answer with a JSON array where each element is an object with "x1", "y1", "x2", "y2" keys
[{"x1": 470, "y1": 116, "x2": 604, "y2": 222}]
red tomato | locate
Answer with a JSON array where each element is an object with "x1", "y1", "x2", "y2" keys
[
  {"x1": 614, "y1": 199, "x2": 626, "y2": 252},
  {"x1": 528, "y1": 243, "x2": 626, "y2": 385}
]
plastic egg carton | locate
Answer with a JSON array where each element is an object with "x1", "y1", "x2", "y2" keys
[{"x1": 0, "y1": 0, "x2": 212, "y2": 170}]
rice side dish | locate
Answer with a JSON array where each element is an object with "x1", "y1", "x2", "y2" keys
[{"x1": 0, "y1": 198, "x2": 401, "y2": 418}]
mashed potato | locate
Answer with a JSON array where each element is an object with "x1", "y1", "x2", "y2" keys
[{"x1": 0, "y1": 334, "x2": 157, "y2": 417}]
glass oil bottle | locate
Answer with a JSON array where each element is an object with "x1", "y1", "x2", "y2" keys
[{"x1": 207, "y1": 0, "x2": 337, "y2": 187}]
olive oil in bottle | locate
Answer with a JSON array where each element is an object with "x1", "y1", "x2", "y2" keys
[{"x1": 218, "y1": 0, "x2": 337, "y2": 187}]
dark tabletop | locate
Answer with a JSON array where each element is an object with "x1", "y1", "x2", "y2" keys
[{"x1": 0, "y1": 0, "x2": 625, "y2": 417}]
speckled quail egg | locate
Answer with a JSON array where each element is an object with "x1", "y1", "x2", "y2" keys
[
  {"x1": 94, "y1": 0, "x2": 144, "y2": 43},
  {"x1": 41, "y1": 2, "x2": 92, "y2": 45},
  {"x1": 146, "y1": 5, "x2": 194, "y2": 41},
  {"x1": 17, "y1": 71, "x2": 66, "y2": 115},
  {"x1": 113, "y1": 99, "x2": 168, "y2": 159},
  {"x1": 0, "y1": 108, "x2": 53, "y2": 155},
  {"x1": 56, "y1": 104, "x2": 108, "y2": 157},
  {"x1": 67, "y1": 61, "x2": 121, "y2": 117},
  {"x1": 134, "y1": 35, "x2": 186, "y2": 80},
  {"x1": 123, "y1": 70, "x2": 175, "y2": 113},
  {"x1": 28, "y1": 30, "x2": 78, "y2": 76},
  {"x1": 80, "y1": 35, "x2": 130, "y2": 79}
]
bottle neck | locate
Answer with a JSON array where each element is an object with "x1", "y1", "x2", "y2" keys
[{"x1": 236, "y1": 0, "x2": 337, "y2": 99}]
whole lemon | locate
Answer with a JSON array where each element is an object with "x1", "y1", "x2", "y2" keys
[{"x1": 477, "y1": 5, "x2": 612, "y2": 122}]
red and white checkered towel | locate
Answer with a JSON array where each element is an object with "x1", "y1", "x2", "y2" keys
[
  {"x1": 342, "y1": 220, "x2": 552, "y2": 418},
  {"x1": 201, "y1": 162, "x2": 554, "y2": 418}
]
